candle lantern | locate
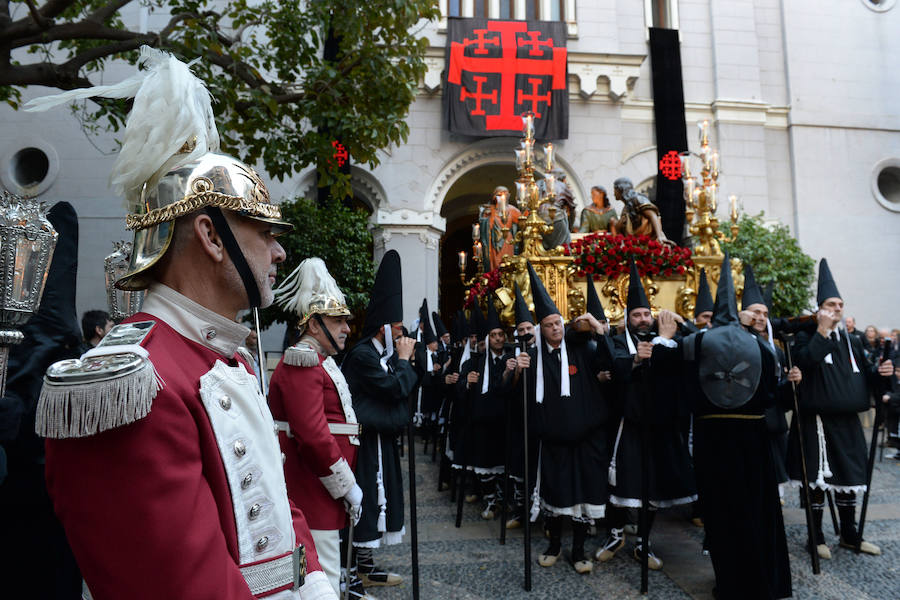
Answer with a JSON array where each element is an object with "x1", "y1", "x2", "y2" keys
[
  {"x1": 522, "y1": 112, "x2": 535, "y2": 140},
  {"x1": 543, "y1": 142, "x2": 555, "y2": 172},
  {"x1": 104, "y1": 241, "x2": 146, "y2": 321},
  {"x1": 0, "y1": 191, "x2": 58, "y2": 396}
]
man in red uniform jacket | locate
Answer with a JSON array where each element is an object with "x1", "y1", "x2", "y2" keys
[
  {"x1": 30, "y1": 48, "x2": 334, "y2": 600},
  {"x1": 269, "y1": 258, "x2": 363, "y2": 595}
]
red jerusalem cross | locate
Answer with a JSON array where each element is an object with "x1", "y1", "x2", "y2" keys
[
  {"x1": 658, "y1": 150, "x2": 683, "y2": 181},
  {"x1": 463, "y1": 29, "x2": 500, "y2": 55},
  {"x1": 460, "y1": 76, "x2": 497, "y2": 115},
  {"x1": 518, "y1": 78, "x2": 551, "y2": 118},
  {"x1": 448, "y1": 21, "x2": 567, "y2": 131},
  {"x1": 520, "y1": 30, "x2": 553, "y2": 56}
]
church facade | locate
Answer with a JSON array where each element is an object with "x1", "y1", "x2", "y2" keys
[{"x1": 2, "y1": 0, "x2": 898, "y2": 342}]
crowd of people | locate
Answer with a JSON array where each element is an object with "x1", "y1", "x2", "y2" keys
[{"x1": 1, "y1": 47, "x2": 896, "y2": 600}]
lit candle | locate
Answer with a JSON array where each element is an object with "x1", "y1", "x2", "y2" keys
[
  {"x1": 698, "y1": 120, "x2": 709, "y2": 145},
  {"x1": 681, "y1": 153, "x2": 692, "y2": 179},
  {"x1": 544, "y1": 174, "x2": 556, "y2": 196},
  {"x1": 710, "y1": 183, "x2": 718, "y2": 212},
  {"x1": 472, "y1": 223, "x2": 480, "y2": 241},
  {"x1": 543, "y1": 142, "x2": 555, "y2": 171},
  {"x1": 523, "y1": 139, "x2": 534, "y2": 165},
  {"x1": 729, "y1": 195, "x2": 738, "y2": 220},
  {"x1": 515, "y1": 181, "x2": 528, "y2": 205},
  {"x1": 497, "y1": 194, "x2": 507, "y2": 220},
  {"x1": 522, "y1": 112, "x2": 535, "y2": 140},
  {"x1": 685, "y1": 177, "x2": 695, "y2": 202},
  {"x1": 458, "y1": 251, "x2": 467, "y2": 269},
  {"x1": 515, "y1": 149, "x2": 525, "y2": 171},
  {"x1": 692, "y1": 187, "x2": 701, "y2": 209},
  {"x1": 473, "y1": 241, "x2": 482, "y2": 259},
  {"x1": 711, "y1": 152, "x2": 719, "y2": 175}
]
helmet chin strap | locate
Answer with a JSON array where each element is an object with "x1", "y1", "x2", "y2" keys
[
  {"x1": 313, "y1": 313, "x2": 341, "y2": 356},
  {"x1": 204, "y1": 207, "x2": 262, "y2": 309}
]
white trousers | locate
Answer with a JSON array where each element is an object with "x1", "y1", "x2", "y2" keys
[{"x1": 310, "y1": 528, "x2": 341, "y2": 596}]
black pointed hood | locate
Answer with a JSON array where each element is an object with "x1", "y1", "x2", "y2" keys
[
  {"x1": 455, "y1": 309, "x2": 469, "y2": 341},
  {"x1": 485, "y1": 296, "x2": 503, "y2": 334},
  {"x1": 471, "y1": 301, "x2": 486, "y2": 340},
  {"x1": 432, "y1": 311, "x2": 448, "y2": 338},
  {"x1": 763, "y1": 282, "x2": 774, "y2": 311},
  {"x1": 585, "y1": 279, "x2": 606, "y2": 321},
  {"x1": 362, "y1": 250, "x2": 403, "y2": 337},
  {"x1": 694, "y1": 268, "x2": 714, "y2": 317},
  {"x1": 712, "y1": 252, "x2": 738, "y2": 326},
  {"x1": 816, "y1": 258, "x2": 841, "y2": 306},
  {"x1": 626, "y1": 259, "x2": 650, "y2": 315},
  {"x1": 741, "y1": 263, "x2": 765, "y2": 310},
  {"x1": 419, "y1": 299, "x2": 436, "y2": 344},
  {"x1": 513, "y1": 282, "x2": 534, "y2": 326},
  {"x1": 527, "y1": 262, "x2": 560, "y2": 323}
]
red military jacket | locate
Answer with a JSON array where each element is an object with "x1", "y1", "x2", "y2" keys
[
  {"x1": 41, "y1": 285, "x2": 328, "y2": 600},
  {"x1": 269, "y1": 342, "x2": 359, "y2": 531}
]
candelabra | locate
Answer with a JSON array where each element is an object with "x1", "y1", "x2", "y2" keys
[
  {"x1": 681, "y1": 120, "x2": 739, "y2": 258},
  {"x1": 104, "y1": 241, "x2": 145, "y2": 320},
  {"x1": 0, "y1": 191, "x2": 58, "y2": 396},
  {"x1": 513, "y1": 112, "x2": 555, "y2": 256}
]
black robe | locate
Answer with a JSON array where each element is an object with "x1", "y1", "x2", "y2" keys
[
  {"x1": 688, "y1": 331, "x2": 792, "y2": 600},
  {"x1": 458, "y1": 349, "x2": 513, "y2": 473},
  {"x1": 787, "y1": 328, "x2": 879, "y2": 491},
  {"x1": 766, "y1": 344, "x2": 793, "y2": 485},
  {"x1": 342, "y1": 339, "x2": 418, "y2": 544},
  {"x1": 610, "y1": 332, "x2": 696, "y2": 507},
  {"x1": 523, "y1": 328, "x2": 611, "y2": 518}
]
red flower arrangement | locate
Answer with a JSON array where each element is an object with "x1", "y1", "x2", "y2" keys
[
  {"x1": 464, "y1": 268, "x2": 503, "y2": 308},
  {"x1": 566, "y1": 233, "x2": 693, "y2": 280}
]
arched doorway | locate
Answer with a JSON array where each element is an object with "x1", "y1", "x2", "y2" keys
[{"x1": 438, "y1": 163, "x2": 518, "y2": 319}]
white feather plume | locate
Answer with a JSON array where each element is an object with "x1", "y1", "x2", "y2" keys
[
  {"x1": 274, "y1": 257, "x2": 346, "y2": 317},
  {"x1": 23, "y1": 46, "x2": 219, "y2": 210}
]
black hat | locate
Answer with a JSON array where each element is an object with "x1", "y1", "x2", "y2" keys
[
  {"x1": 763, "y1": 282, "x2": 774, "y2": 311},
  {"x1": 741, "y1": 263, "x2": 765, "y2": 310},
  {"x1": 584, "y1": 278, "x2": 606, "y2": 321},
  {"x1": 432, "y1": 311, "x2": 448, "y2": 338},
  {"x1": 362, "y1": 250, "x2": 403, "y2": 337},
  {"x1": 485, "y1": 296, "x2": 503, "y2": 334},
  {"x1": 626, "y1": 259, "x2": 650, "y2": 315},
  {"x1": 471, "y1": 301, "x2": 486, "y2": 339},
  {"x1": 513, "y1": 282, "x2": 534, "y2": 326},
  {"x1": 694, "y1": 268, "x2": 714, "y2": 317},
  {"x1": 456, "y1": 309, "x2": 469, "y2": 340},
  {"x1": 419, "y1": 299, "x2": 436, "y2": 344},
  {"x1": 527, "y1": 262, "x2": 560, "y2": 323},
  {"x1": 816, "y1": 258, "x2": 841, "y2": 305},
  {"x1": 712, "y1": 252, "x2": 738, "y2": 327}
]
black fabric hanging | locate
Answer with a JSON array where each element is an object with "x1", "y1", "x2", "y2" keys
[{"x1": 649, "y1": 27, "x2": 688, "y2": 245}]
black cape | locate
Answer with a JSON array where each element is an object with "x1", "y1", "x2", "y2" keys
[
  {"x1": 687, "y1": 330, "x2": 792, "y2": 600},
  {"x1": 342, "y1": 339, "x2": 418, "y2": 544}
]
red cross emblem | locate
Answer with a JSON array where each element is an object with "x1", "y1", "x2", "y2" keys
[
  {"x1": 659, "y1": 150, "x2": 683, "y2": 181},
  {"x1": 331, "y1": 140, "x2": 349, "y2": 168},
  {"x1": 448, "y1": 20, "x2": 567, "y2": 132}
]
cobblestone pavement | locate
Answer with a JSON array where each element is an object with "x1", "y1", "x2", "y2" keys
[{"x1": 361, "y1": 426, "x2": 900, "y2": 599}]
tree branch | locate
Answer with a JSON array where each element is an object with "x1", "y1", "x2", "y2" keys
[
  {"x1": 61, "y1": 34, "x2": 155, "y2": 72},
  {"x1": 37, "y1": 0, "x2": 76, "y2": 21},
  {"x1": 0, "y1": 60, "x2": 92, "y2": 89},
  {"x1": 87, "y1": 0, "x2": 133, "y2": 25},
  {"x1": 25, "y1": 0, "x2": 52, "y2": 29},
  {"x1": 11, "y1": 21, "x2": 147, "y2": 49}
]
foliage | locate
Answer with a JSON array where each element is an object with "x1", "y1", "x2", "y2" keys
[
  {"x1": 0, "y1": 0, "x2": 439, "y2": 197},
  {"x1": 720, "y1": 212, "x2": 815, "y2": 316},
  {"x1": 259, "y1": 197, "x2": 374, "y2": 329},
  {"x1": 566, "y1": 233, "x2": 693, "y2": 280}
]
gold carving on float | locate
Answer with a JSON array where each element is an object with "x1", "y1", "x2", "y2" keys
[{"x1": 459, "y1": 117, "x2": 744, "y2": 325}]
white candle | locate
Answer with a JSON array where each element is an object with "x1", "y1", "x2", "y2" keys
[
  {"x1": 472, "y1": 223, "x2": 480, "y2": 241},
  {"x1": 458, "y1": 251, "x2": 467, "y2": 269},
  {"x1": 543, "y1": 142, "x2": 555, "y2": 171}
]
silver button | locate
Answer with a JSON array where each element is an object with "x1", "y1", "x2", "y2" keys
[
  {"x1": 281, "y1": 452, "x2": 286, "y2": 465},
  {"x1": 256, "y1": 536, "x2": 269, "y2": 551},
  {"x1": 233, "y1": 440, "x2": 246, "y2": 457},
  {"x1": 206, "y1": 329, "x2": 217, "y2": 340},
  {"x1": 241, "y1": 473, "x2": 253, "y2": 489},
  {"x1": 249, "y1": 503, "x2": 261, "y2": 520},
  {"x1": 219, "y1": 395, "x2": 232, "y2": 410}
]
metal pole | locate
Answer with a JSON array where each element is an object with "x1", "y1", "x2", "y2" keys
[
  {"x1": 408, "y1": 395, "x2": 420, "y2": 599},
  {"x1": 521, "y1": 338, "x2": 532, "y2": 592},
  {"x1": 500, "y1": 393, "x2": 511, "y2": 545},
  {"x1": 781, "y1": 333, "x2": 820, "y2": 574},
  {"x1": 343, "y1": 520, "x2": 354, "y2": 600},
  {"x1": 857, "y1": 348, "x2": 891, "y2": 553}
]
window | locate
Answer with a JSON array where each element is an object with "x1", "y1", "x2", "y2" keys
[
  {"x1": 872, "y1": 158, "x2": 900, "y2": 212},
  {"x1": 448, "y1": 0, "x2": 460, "y2": 17}
]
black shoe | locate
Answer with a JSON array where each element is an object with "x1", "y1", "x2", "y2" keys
[{"x1": 359, "y1": 567, "x2": 403, "y2": 587}]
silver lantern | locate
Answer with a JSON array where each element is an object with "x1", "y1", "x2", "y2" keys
[
  {"x1": 104, "y1": 241, "x2": 145, "y2": 321},
  {"x1": 0, "y1": 191, "x2": 58, "y2": 396}
]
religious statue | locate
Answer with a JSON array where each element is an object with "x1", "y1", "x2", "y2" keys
[
  {"x1": 612, "y1": 177, "x2": 672, "y2": 245},
  {"x1": 479, "y1": 186, "x2": 521, "y2": 271},
  {"x1": 576, "y1": 185, "x2": 618, "y2": 233},
  {"x1": 537, "y1": 170, "x2": 575, "y2": 250}
]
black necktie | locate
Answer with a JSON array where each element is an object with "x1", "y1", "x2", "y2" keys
[
  {"x1": 551, "y1": 348, "x2": 561, "y2": 362},
  {"x1": 830, "y1": 332, "x2": 839, "y2": 344}
]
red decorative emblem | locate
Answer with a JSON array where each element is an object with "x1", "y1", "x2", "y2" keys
[
  {"x1": 447, "y1": 21, "x2": 567, "y2": 132},
  {"x1": 659, "y1": 150, "x2": 683, "y2": 181},
  {"x1": 568, "y1": 364, "x2": 578, "y2": 376},
  {"x1": 331, "y1": 141, "x2": 349, "y2": 168}
]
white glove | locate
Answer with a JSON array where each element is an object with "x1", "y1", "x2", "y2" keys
[
  {"x1": 413, "y1": 412, "x2": 424, "y2": 427},
  {"x1": 343, "y1": 483, "x2": 363, "y2": 525}
]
